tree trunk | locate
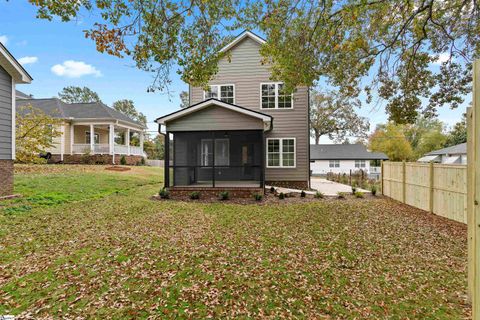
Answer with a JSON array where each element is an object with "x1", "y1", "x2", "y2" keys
[{"x1": 314, "y1": 129, "x2": 321, "y2": 144}]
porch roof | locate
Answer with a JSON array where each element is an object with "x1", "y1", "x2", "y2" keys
[{"x1": 155, "y1": 99, "x2": 273, "y2": 131}]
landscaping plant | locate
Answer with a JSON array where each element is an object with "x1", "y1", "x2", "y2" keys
[
  {"x1": 219, "y1": 191, "x2": 229, "y2": 200},
  {"x1": 120, "y1": 155, "x2": 127, "y2": 165},
  {"x1": 278, "y1": 192, "x2": 285, "y2": 200},
  {"x1": 314, "y1": 191, "x2": 324, "y2": 199},
  {"x1": 300, "y1": 190, "x2": 306, "y2": 198},
  {"x1": 337, "y1": 192, "x2": 346, "y2": 199},
  {"x1": 351, "y1": 185, "x2": 356, "y2": 195},
  {"x1": 253, "y1": 193, "x2": 263, "y2": 201},
  {"x1": 270, "y1": 186, "x2": 275, "y2": 193},
  {"x1": 189, "y1": 191, "x2": 200, "y2": 200},
  {"x1": 159, "y1": 188, "x2": 169, "y2": 199},
  {"x1": 371, "y1": 185, "x2": 377, "y2": 196},
  {"x1": 355, "y1": 191, "x2": 364, "y2": 199}
]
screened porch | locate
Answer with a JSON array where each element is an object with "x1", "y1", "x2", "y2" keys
[{"x1": 165, "y1": 130, "x2": 264, "y2": 188}]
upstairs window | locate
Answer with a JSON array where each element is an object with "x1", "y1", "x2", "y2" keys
[
  {"x1": 261, "y1": 83, "x2": 293, "y2": 109},
  {"x1": 204, "y1": 85, "x2": 235, "y2": 104}
]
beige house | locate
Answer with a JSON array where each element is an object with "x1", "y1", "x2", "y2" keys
[
  {"x1": 16, "y1": 95, "x2": 146, "y2": 164},
  {"x1": 155, "y1": 31, "x2": 310, "y2": 194}
]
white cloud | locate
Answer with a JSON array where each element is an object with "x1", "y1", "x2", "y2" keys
[
  {"x1": 51, "y1": 60, "x2": 102, "y2": 78},
  {"x1": 434, "y1": 52, "x2": 451, "y2": 65},
  {"x1": 0, "y1": 35, "x2": 8, "y2": 45},
  {"x1": 18, "y1": 56, "x2": 38, "y2": 65}
]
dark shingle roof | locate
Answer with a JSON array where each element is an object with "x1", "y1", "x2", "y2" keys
[
  {"x1": 16, "y1": 98, "x2": 146, "y2": 128},
  {"x1": 16, "y1": 90, "x2": 32, "y2": 99},
  {"x1": 310, "y1": 144, "x2": 389, "y2": 160},
  {"x1": 426, "y1": 143, "x2": 466, "y2": 156}
]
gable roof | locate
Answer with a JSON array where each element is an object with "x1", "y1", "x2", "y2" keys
[
  {"x1": 16, "y1": 98, "x2": 146, "y2": 129},
  {"x1": 310, "y1": 144, "x2": 389, "y2": 160},
  {"x1": 0, "y1": 42, "x2": 32, "y2": 84},
  {"x1": 155, "y1": 98, "x2": 273, "y2": 131},
  {"x1": 426, "y1": 142, "x2": 466, "y2": 156},
  {"x1": 16, "y1": 90, "x2": 32, "y2": 99},
  {"x1": 219, "y1": 30, "x2": 266, "y2": 53}
]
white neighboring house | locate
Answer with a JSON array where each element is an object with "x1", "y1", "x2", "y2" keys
[
  {"x1": 417, "y1": 142, "x2": 467, "y2": 164},
  {"x1": 310, "y1": 144, "x2": 388, "y2": 177}
]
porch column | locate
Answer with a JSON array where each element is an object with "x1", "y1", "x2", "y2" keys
[
  {"x1": 70, "y1": 124, "x2": 74, "y2": 155},
  {"x1": 90, "y1": 124, "x2": 94, "y2": 154},
  {"x1": 164, "y1": 133, "x2": 170, "y2": 188},
  {"x1": 109, "y1": 124, "x2": 114, "y2": 155},
  {"x1": 126, "y1": 128, "x2": 131, "y2": 155},
  {"x1": 139, "y1": 131, "x2": 144, "y2": 154},
  {"x1": 60, "y1": 125, "x2": 65, "y2": 161}
]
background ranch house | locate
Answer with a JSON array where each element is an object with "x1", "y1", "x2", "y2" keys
[
  {"x1": 310, "y1": 144, "x2": 388, "y2": 179},
  {"x1": 417, "y1": 142, "x2": 467, "y2": 164},
  {"x1": 0, "y1": 43, "x2": 32, "y2": 197},
  {"x1": 156, "y1": 31, "x2": 310, "y2": 195},
  {"x1": 16, "y1": 94, "x2": 146, "y2": 165}
]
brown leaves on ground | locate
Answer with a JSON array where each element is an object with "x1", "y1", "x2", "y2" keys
[{"x1": 0, "y1": 168, "x2": 470, "y2": 319}]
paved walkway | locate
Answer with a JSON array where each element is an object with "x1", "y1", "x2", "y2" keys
[{"x1": 310, "y1": 177, "x2": 369, "y2": 196}]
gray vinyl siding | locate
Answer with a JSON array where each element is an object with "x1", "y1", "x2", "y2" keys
[
  {"x1": 167, "y1": 105, "x2": 264, "y2": 131},
  {"x1": 190, "y1": 37, "x2": 309, "y2": 182},
  {"x1": 0, "y1": 65, "x2": 12, "y2": 160}
]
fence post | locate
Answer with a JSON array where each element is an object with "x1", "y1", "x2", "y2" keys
[
  {"x1": 429, "y1": 162, "x2": 434, "y2": 213},
  {"x1": 381, "y1": 160, "x2": 384, "y2": 195},
  {"x1": 402, "y1": 160, "x2": 406, "y2": 203}
]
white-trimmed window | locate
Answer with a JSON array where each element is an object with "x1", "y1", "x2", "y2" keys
[
  {"x1": 85, "y1": 131, "x2": 99, "y2": 144},
  {"x1": 355, "y1": 160, "x2": 366, "y2": 168},
  {"x1": 204, "y1": 85, "x2": 234, "y2": 104},
  {"x1": 261, "y1": 83, "x2": 293, "y2": 109},
  {"x1": 267, "y1": 138, "x2": 296, "y2": 167},
  {"x1": 201, "y1": 139, "x2": 230, "y2": 166},
  {"x1": 329, "y1": 160, "x2": 340, "y2": 168}
]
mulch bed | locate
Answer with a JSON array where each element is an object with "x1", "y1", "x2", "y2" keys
[{"x1": 105, "y1": 166, "x2": 131, "y2": 172}]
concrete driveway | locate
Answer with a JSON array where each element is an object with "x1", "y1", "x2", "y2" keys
[{"x1": 310, "y1": 177, "x2": 369, "y2": 196}]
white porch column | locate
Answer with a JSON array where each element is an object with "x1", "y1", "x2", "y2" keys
[
  {"x1": 90, "y1": 124, "x2": 94, "y2": 154},
  {"x1": 109, "y1": 124, "x2": 114, "y2": 155},
  {"x1": 70, "y1": 124, "x2": 74, "y2": 155},
  {"x1": 139, "y1": 131, "x2": 144, "y2": 155},
  {"x1": 126, "y1": 128, "x2": 131, "y2": 155},
  {"x1": 60, "y1": 125, "x2": 65, "y2": 161}
]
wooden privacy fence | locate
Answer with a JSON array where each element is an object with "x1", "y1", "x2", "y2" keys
[{"x1": 382, "y1": 161, "x2": 467, "y2": 224}]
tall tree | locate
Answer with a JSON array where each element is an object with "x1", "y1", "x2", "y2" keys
[
  {"x1": 16, "y1": 105, "x2": 62, "y2": 163},
  {"x1": 58, "y1": 86, "x2": 102, "y2": 104},
  {"x1": 403, "y1": 116, "x2": 447, "y2": 157},
  {"x1": 445, "y1": 113, "x2": 467, "y2": 147},
  {"x1": 112, "y1": 99, "x2": 147, "y2": 126},
  {"x1": 29, "y1": 1, "x2": 479, "y2": 123},
  {"x1": 144, "y1": 135, "x2": 164, "y2": 160},
  {"x1": 369, "y1": 123, "x2": 413, "y2": 161},
  {"x1": 310, "y1": 90, "x2": 369, "y2": 144},
  {"x1": 179, "y1": 91, "x2": 189, "y2": 108}
]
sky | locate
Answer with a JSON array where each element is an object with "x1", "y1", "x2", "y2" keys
[{"x1": 0, "y1": 1, "x2": 470, "y2": 143}]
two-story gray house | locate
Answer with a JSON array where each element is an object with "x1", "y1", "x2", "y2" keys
[
  {"x1": 0, "y1": 43, "x2": 32, "y2": 197},
  {"x1": 155, "y1": 31, "x2": 310, "y2": 194}
]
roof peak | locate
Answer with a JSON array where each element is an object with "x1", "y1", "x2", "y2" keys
[{"x1": 219, "y1": 30, "x2": 266, "y2": 53}]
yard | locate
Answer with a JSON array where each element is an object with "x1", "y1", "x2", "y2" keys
[{"x1": 0, "y1": 165, "x2": 470, "y2": 319}]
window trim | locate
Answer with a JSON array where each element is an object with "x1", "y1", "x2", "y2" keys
[
  {"x1": 259, "y1": 82, "x2": 294, "y2": 110},
  {"x1": 266, "y1": 137, "x2": 296, "y2": 168},
  {"x1": 203, "y1": 84, "x2": 235, "y2": 104},
  {"x1": 85, "y1": 131, "x2": 100, "y2": 144},
  {"x1": 329, "y1": 160, "x2": 340, "y2": 168},
  {"x1": 355, "y1": 159, "x2": 366, "y2": 168}
]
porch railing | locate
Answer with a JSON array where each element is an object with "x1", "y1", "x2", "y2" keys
[
  {"x1": 93, "y1": 144, "x2": 110, "y2": 154},
  {"x1": 72, "y1": 144, "x2": 91, "y2": 154},
  {"x1": 130, "y1": 146, "x2": 143, "y2": 156},
  {"x1": 71, "y1": 144, "x2": 143, "y2": 156}
]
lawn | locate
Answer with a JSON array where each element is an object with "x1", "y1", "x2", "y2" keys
[{"x1": 0, "y1": 165, "x2": 470, "y2": 319}]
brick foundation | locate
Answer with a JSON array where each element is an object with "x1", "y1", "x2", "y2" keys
[
  {"x1": 169, "y1": 187, "x2": 264, "y2": 198},
  {"x1": 0, "y1": 160, "x2": 14, "y2": 197},
  {"x1": 266, "y1": 180, "x2": 309, "y2": 190},
  {"x1": 49, "y1": 154, "x2": 143, "y2": 165}
]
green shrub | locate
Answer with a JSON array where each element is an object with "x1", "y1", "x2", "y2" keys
[
  {"x1": 189, "y1": 191, "x2": 200, "y2": 200},
  {"x1": 159, "y1": 188, "x2": 169, "y2": 199},
  {"x1": 351, "y1": 185, "x2": 356, "y2": 195},
  {"x1": 300, "y1": 190, "x2": 306, "y2": 198},
  {"x1": 355, "y1": 191, "x2": 364, "y2": 198},
  {"x1": 253, "y1": 193, "x2": 263, "y2": 201},
  {"x1": 314, "y1": 191, "x2": 324, "y2": 199},
  {"x1": 120, "y1": 155, "x2": 127, "y2": 165},
  {"x1": 337, "y1": 192, "x2": 346, "y2": 199},
  {"x1": 278, "y1": 192, "x2": 285, "y2": 200},
  {"x1": 140, "y1": 157, "x2": 146, "y2": 165},
  {"x1": 219, "y1": 191, "x2": 229, "y2": 200},
  {"x1": 371, "y1": 185, "x2": 377, "y2": 196},
  {"x1": 270, "y1": 186, "x2": 275, "y2": 193}
]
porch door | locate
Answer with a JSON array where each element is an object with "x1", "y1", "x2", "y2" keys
[{"x1": 241, "y1": 143, "x2": 254, "y2": 180}]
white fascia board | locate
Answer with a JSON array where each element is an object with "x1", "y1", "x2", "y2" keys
[
  {"x1": 0, "y1": 44, "x2": 32, "y2": 84},
  {"x1": 219, "y1": 31, "x2": 266, "y2": 53}
]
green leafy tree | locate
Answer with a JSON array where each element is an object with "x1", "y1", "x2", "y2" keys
[
  {"x1": 310, "y1": 90, "x2": 369, "y2": 144},
  {"x1": 403, "y1": 117, "x2": 447, "y2": 157},
  {"x1": 112, "y1": 99, "x2": 147, "y2": 126},
  {"x1": 144, "y1": 135, "x2": 164, "y2": 160},
  {"x1": 415, "y1": 130, "x2": 448, "y2": 158},
  {"x1": 58, "y1": 86, "x2": 102, "y2": 104},
  {"x1": 29, "y1": 1, "x2": 479, "y2": 123},
  {"x1": 368, "y1": 123, "x2": 413, "y2": 161},
  {"x1": 180, "y1": 91, "x2": 189, "y2": 108},
  {"x1": 445, "y1": 113, "x2": 467, "y2": 147},
  {"x1": 16, "y1": 105, "x2": 62, "y2": 163}
]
